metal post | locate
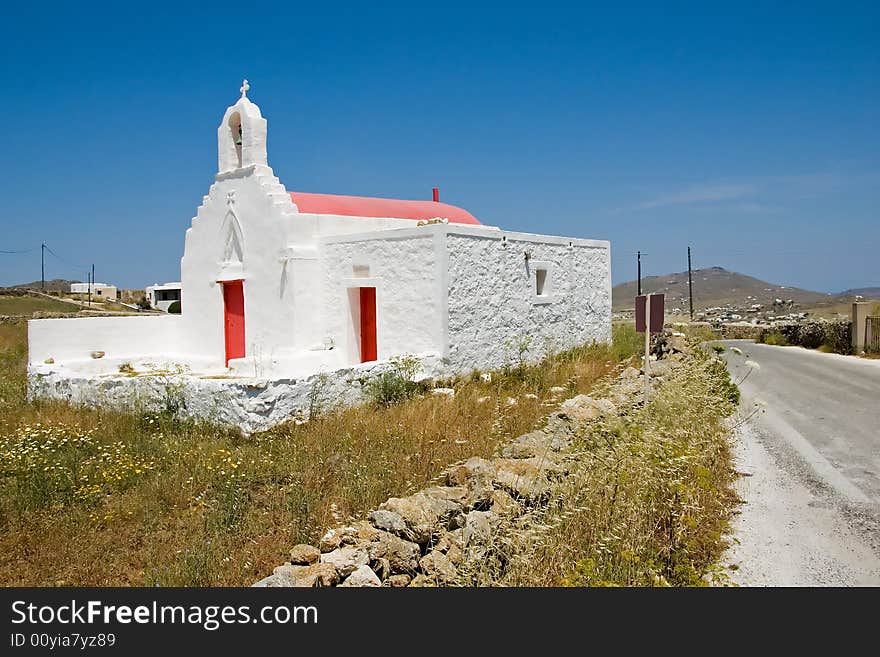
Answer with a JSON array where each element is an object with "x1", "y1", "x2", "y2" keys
[
  {"x1": 637, "y1": 251, "x2": 642, "y2": 297},
  {"x1": 688, "y1": 246, "x2": 694, "y2": 321},
  {"x1": 644, "y1": 294, "x2": 651, "y2": 402},
  {"x1": 41, "y1": 243, "x2": 45, "y2": 291}
]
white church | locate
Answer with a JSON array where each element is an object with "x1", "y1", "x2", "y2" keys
[{"x1": 28, "y1": 82, "x2": 611, "y2": 432}]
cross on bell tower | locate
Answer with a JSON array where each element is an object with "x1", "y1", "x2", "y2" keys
[{"x1": 240, "y1": 79, "x2": 250, "y2": 98}]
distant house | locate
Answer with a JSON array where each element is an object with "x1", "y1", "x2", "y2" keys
[
  {"x1": 145, "y1": 282, "x2": 182, "y2": 312},
  {"x1": 70, "y1": 282, "x2": 118, "y2": 300}
]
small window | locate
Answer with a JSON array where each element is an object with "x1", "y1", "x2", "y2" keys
[
  {"x1": 353, "y1": 264, "x2": 370, "y2": 278},
  {"x1": 529, "y1": 260, "x2": 554, "y2": 304},
  {"x1": 535, "y1": 268, "x2": 547, "y2": 296}
]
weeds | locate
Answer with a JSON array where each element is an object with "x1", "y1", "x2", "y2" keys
[
  {"x1": 364, "y1": 354, "x2": 423, "y2": 407},
  {"x1": 0, "y1": 322, "x2": 640, "y2": 585},
  {"x1": 760, "y1": 332, "x2": 789, "y2": 346},
  {"x1": 501, "y1": 348, "x2": 739, "y2": 587}
]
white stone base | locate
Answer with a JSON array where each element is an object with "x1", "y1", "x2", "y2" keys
[{"x1": 27, "y1": 355, "x2": 444, "y2": 435}]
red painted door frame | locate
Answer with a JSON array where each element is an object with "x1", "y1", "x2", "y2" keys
[
  {"x1": 222, "y1": 280, "x2": 245, "y2": 366},
  {"x1": 359, "y1": 287, "x2": 377, "y2": 363}
]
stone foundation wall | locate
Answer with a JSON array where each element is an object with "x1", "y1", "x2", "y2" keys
[{"x1": 27, "y1": 355, "x2": 444, "y2": 435}]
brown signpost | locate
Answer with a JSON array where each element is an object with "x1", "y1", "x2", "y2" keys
[
  {"x1": 635, "y1": 293, "x2": 665, "y2": 333},
  {"x1": 634, "y1": 293, "x2": 665, "y2": 401}
]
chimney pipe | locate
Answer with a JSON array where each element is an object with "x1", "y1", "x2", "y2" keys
[{"x1": 432, "y1": 187, "x2": 439, "y2": 203}]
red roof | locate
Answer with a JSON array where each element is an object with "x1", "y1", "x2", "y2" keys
[{"x1": 289, "y1": 191, "x2": 480, "y2": 225}]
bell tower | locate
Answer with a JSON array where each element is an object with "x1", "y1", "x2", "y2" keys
[{"x1": 217, "y1": 80, "x2": 269, "y2": 174}]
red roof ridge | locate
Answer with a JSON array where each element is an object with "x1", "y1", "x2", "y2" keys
[{"x1": 289, "y1": 191, "x2": 480, "y2": 225}]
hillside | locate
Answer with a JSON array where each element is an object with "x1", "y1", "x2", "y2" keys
[
  {"x1": 0, "y1": 294, "x2": 82, "y2": 316},
  {"x1": 841, "y1": 287, "x2": 880, "y2": 299},
  {"x1": 3, "y1": 279, "x2": 80, "y2": 293},
  {"x1": 612, "y1": 267, "x2": 834, "y2": 311}
]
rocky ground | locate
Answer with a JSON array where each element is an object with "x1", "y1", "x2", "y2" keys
[{"x1": 254, "y1": 344, "x2": 695, "y2": 587}]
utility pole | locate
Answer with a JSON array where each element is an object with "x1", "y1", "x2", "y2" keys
[
  {"x1": 687, "y1": 246, "x2": 694, "y2": 321},
  {"x1": 644, "y1": 293, "x2": 651, "y2": 402},
  {"x1": 41, "y1": 243, "x2": 45, "y2": 291},
  {"x1": 637, "y1": 251, "x2": 642, "y2": 296},
  {"x1": 87, "y1": 269, "x2": 92, "y2": 307}
]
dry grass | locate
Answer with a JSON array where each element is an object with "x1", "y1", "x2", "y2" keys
[
  {"x1": 0, "y1": 321, "x2": 638, "y2": 586},
  {"x1": 500, "y1": 351, "x2": 739, "y2": 587},
  {"x1": 0, "y1": 295, "x2": 79, "y2": 316}
]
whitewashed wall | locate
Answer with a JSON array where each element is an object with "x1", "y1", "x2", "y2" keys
[
  {"x1": 444, "y1": 228, "x2": 611, "y2": 371},
  {"x1": 317, "y1": 224, "x2": 611, "y2": 374},
  {"x1": 180, "y1": 96, "x2": 455, "y2": 371},
  {"x1": 180, "y1": 164, "x2": 301, "y2": 368},
  {"x1": 320, "y1": 231, "x2": 443, "y2": 366},
  {"x1": 28, "y1": 316, "x2": 183, "y2": 364}
]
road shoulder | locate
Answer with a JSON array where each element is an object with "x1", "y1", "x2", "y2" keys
[{"x1": 723, "y1": 420, "x2": 880, "y2": 586}]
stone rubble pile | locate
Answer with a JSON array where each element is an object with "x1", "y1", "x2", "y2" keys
[{"x1": 254, "y1": 349, "x2": 690, "y2": 588}]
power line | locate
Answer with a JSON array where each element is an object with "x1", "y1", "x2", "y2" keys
[
  {"x1": 43, "y1": 244, "x2": 89, "y2": 271},
  {"x1": 0, "y1": 247, "x2": 39, "y2": 254}
]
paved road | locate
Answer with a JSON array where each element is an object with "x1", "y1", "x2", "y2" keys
[{"x1": 720, "y1": 341, "x2": 880, "y2": 586}]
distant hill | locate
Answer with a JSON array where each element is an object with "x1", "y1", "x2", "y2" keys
[
  {"x1": 840, "y1": 287, "x2": 880, "y2": 299},
  {"x1": 612, "y1": 267, "x2": 834, "y2": 311},
  {"x1": 3, "y1": 279, "x2": 80, "y2": 293}
]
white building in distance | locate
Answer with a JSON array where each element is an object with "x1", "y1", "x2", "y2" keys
[
  {"x1": 69, "y1": 282, "x2": 117, "y2": 300},
  {"x1": 28, "y1": 83, "x2": 611, "y2": 431},
  {"x1": 145, "y1": 282, "x2": 182, "y2": 312}
]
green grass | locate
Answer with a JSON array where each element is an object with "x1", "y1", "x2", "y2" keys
[{"x1": 0, "y1": 295, "x2": 80, "y2": 316}]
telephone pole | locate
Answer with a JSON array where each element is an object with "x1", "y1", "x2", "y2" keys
[
  {"x1": 41, "y1": 243, "x2": 45, "y2": 291},
  {"x1": 637, "y1": 251, "x2": 642, "y2": 296},
  {"x1": 687, "y1": 246, "x2": 694, "y2": 321}
]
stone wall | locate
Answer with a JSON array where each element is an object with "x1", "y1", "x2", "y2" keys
[
  {"x1": 253, "y1": 345, "x2": 693, "y2": 587},
  {"x1": 28, "y1": 355, "x2": 444, "y2": 435},
  {"x1": 758, "y1": 320, "x2": 852, "y2": 354}
]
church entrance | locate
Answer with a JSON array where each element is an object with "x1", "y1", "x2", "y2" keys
[
  {"x1": 359, "y1": 287, "x2": 377, "y2": 363},
  {"x1": 222, "y1": 280, "x2": 245, "y2": 366}
]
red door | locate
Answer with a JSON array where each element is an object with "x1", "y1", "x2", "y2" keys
[
  {"x1": 222, "y1": 280, "x2": 245, "y2": 366},
  {"x1": 359, "y1": 287, "x2": 377, "y2": 363}
]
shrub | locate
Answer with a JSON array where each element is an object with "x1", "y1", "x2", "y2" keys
[
  {"x1": 820, "y1": 322, "x2": 852, "y2": 355},
  {"x1": 167, "y1": 300, "x2": 181, "y2": 314},
  {"x1": 761, "y1": 332, "x2": 789, "y2": 346},
  {"x1": 758, "y1": 321, "x2": 851, "y2": 354},
  {"x1": 364, "y1": 355, "x2": 423, "y2": 407}
]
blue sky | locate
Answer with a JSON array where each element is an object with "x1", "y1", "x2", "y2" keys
[{"x1": 1, "y1": 1, "x2": 877, "y2": 292}]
